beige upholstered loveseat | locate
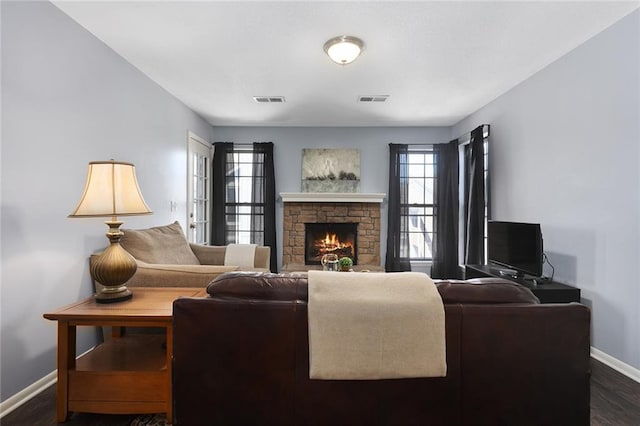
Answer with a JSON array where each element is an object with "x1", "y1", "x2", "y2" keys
[{"x1": 91, "y1": 221, "x2": 271, "y2": 289}]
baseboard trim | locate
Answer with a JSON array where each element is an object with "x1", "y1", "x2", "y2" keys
[
  {"x1": 0, "y1": 346, "x2": 95, "y2": 419},
  {"x1": 0, "y1": 371, "x2": 56, "y2": 418},
  {"x1": 591, "y1": 346, "x2": 640, "y2": 384}
]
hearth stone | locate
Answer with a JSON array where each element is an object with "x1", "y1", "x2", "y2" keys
[{"x1": 281, "y1": 263, "x2": 385, "y2": 273}]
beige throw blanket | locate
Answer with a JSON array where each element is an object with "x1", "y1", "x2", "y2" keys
[
  {"x1": 223, "y1": 243, "x2": 256, "y2": 267},
  {"x1": 308, "y1": 271, "x2": 446, "y2": 380}
]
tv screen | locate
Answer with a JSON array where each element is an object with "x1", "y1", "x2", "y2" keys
[{"x1": 487, "y1": 221, "x2": 543, "y2": 277}]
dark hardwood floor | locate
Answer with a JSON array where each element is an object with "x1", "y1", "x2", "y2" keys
[
  {"x1": 590, "y1": 359, "x2": 640, "y2": 425},
  {"x1": 2, "y1": 358, "x2": 639, "y2": 425}
]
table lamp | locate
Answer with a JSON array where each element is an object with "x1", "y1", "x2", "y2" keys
[{"x1": 69, "y1": 160, "x2": 152, "y2": 303}]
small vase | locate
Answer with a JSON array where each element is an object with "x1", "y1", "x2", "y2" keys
[{"x1": 321, "y1": 253, "x2": 339, "y2": 271}]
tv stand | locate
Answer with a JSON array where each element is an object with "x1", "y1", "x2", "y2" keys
[{"x1": 465, "y1": 264, "x2": 581, "y2": 304}]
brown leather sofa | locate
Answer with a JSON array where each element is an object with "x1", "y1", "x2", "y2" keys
[{"x1": 173, "y1": 272, "x2": 591, "y2": 426}]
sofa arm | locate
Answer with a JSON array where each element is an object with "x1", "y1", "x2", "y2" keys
[
  {"x1": 254, "y1": 246, "x2": 271, "y2": 270},
  {"x1": 190, "y1": 243, "x2": 271, "y2": 271}
]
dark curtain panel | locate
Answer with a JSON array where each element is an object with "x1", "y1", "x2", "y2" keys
[
  {"x1": 211, "y1": 142, "x2": 234, "y2": 245},
  {"x1": 431, "y1": 139, "x2": 460, "y2": 279},
  {"x1": 385, "y1": 144, "x2": 412, "y2": 272},
  {"x1": 252, "y1": 142, "x2": 278, "y2": 272},
  {"x1": 464, "y1": 126, "x2": 486, "y2": 264}
]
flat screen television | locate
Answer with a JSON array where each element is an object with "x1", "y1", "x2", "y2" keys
[{"x1": 487, "y1": 221, "x2": 543, "y2": 278}]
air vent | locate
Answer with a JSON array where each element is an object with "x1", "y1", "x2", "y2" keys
[
  {"x1": 253, "y1": 96, "x2": 286, "y2": 103},
  {"x1": 358, "y1": 95, "x2": 389, "y2": 103}
]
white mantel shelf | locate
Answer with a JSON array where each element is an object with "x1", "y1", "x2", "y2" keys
[{"x1": 280, "y1": 192, "x2": 386, "y2": 203}]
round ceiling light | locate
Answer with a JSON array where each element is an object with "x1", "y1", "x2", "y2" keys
[{"x1": 323, "y1": 35, "x2": 364, "y2": 65}]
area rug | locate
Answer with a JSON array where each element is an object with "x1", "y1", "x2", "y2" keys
[{"x1": 130, "y1": 413, "x2": 168, "y2": 426}]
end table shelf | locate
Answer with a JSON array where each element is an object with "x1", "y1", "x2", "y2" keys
[
  {"x1": 70, "y1": 334, "x2": 167, "y2": 414},
  {"x1": 43, "y1": 287, "x2": 205, "y2": 424},
  {"x1": 75, "y1": 334, "x2": 166, "y2": 371}
]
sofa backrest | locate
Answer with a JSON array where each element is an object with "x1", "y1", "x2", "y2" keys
[
  {"x1": 208, "y1": 271, "x2": 308, "y2": 300},
  {"x1": 207, "y1": 272, "x2": 540, "y2": 305},
  {"x1": 434, "y1": 278, "x2": 540, "y2": 304},
  {"x1": 190, "y1": 244, "x2": 271, "y2": 269}
]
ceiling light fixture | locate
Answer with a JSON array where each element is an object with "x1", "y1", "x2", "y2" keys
[{"x1": 323, "y1": 35, "x2": 364, "y2": 65}]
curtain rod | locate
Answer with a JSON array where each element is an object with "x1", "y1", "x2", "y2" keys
[
  {"x1": 454, "y1": 124, "x2": 490, "y2": 144},
  {"x1": 213, "y1": 142, "x2": 259, "y2": 152},
  {"x1": 408, "y1": 124, "x2": 491, "y2": 151}
]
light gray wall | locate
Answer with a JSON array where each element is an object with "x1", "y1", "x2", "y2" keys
[
  {"x1": 211, "y1": 127, "x2": 450, "y2": 270},
  {"x1": 453, "y1": 10, "x2": 640, "y2": 370},
  {"x1": 1, "y1": 1, "x2": 212, "y2": 401}
]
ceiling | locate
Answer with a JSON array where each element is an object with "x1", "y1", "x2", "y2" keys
[{"x1": 52, "y1": 1, "x2": 639, "y2": 127}]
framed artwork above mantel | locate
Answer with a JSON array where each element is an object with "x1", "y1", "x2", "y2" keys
[{"x1": 301, "y1": 148, "x2": 360, "y2": 193}]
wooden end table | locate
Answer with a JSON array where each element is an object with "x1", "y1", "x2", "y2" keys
[{"x1": 43, "y1": 287, "x2": 206, "y2": 424}]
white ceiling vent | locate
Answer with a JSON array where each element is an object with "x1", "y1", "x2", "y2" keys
[
  {"x1": 358, "y1": 95, "x2": 389, "y2": 103},
  {"x1": 253, "y1": 96, "x2": 286, "y2": 103}
]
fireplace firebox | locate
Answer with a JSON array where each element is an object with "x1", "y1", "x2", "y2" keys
[{"x1": 305, "y1": 223, "x2": 358, "y2": 265}]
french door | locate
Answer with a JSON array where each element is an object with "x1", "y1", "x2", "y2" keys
[{"x1": 187, "y1": 132, "x2": 212, "y2": 244}]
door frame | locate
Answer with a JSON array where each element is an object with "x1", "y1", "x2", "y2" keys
[{"x1": 186, "y1": 131, "x2": 212, "y2": 244}]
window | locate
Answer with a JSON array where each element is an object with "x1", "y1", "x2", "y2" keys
[
  {"x1": 212, "y1": 141, "x2": 276, "y2": 271},
  {"x1": 402, "y1": 148, "x2": 435, "y2": 260},
  {"x1": 223, "y1": 147, "x2": 266, "y2": 245},
  {"x1": 399, "y1": 132, "x2": 489, "y2": 263}
]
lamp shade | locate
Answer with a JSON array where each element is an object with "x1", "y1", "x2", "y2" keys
[
  {"x1": 69, "y1": 161, "x2": 152, "y2": 218},
  {"x1": 324, "y1": 35, "x2": 364, "y2": 65}
]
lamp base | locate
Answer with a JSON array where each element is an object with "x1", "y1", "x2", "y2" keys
[
  {"x1": 90, "y1": 220, "x2": 137, "y2": 304},
  {"x1": 95, "y1": 286, "x2": 133, "y2": 304}
]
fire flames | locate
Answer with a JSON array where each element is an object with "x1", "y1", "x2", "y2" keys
[{"x1": 316, "y1": 232, "x2": 353, "y2": 256}]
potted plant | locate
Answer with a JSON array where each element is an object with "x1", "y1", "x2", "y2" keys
[{"x1": 338, "y1": 257, "x2": 353, "y2": 272}]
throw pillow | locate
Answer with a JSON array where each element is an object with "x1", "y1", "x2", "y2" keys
[{"x1": 121, "y1": 221, "x2": 200, "y2": 265}]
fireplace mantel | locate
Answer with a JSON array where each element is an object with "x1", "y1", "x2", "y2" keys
[{"x1": 280, "y1": 192, "x2": 385, "y2": 203}]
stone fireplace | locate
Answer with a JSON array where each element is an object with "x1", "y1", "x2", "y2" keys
[{"x1": 281, "y1": 192, "x2": 385, "y2": 271}]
